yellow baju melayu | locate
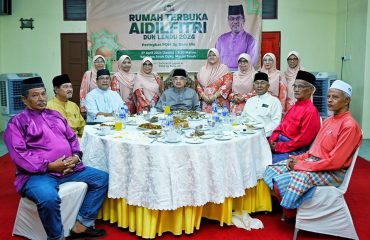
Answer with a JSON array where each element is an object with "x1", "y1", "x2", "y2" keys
[{"x1": 47, "y1": 97, "x2": 85, "y2": 137}]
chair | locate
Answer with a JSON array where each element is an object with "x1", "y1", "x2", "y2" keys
[
  {"x1": 293, "y1": 147, "x2": 360, "y2": 240},
  {"x1": 13, "y1": 182, "x2": 88, "y2": 239}
]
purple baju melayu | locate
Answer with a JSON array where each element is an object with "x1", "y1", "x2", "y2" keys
[
  {"x1": 3, "y1": 108, "x2": 108, "y2": 239},
  {"x1": 216, "y1": 30, "x2": 258, "y2": 70},
  {"x1": 4, "y1": 108, "x2": 85, "y2": 193}
]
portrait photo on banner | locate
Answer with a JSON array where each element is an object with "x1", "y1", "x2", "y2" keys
[{"x1": 86, "y1": 0, "x2": 262, "y2": 73}]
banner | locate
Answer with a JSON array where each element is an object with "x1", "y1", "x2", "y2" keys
[{"x1": 87, "y1": 0, "x2": 261, "y2": 72}]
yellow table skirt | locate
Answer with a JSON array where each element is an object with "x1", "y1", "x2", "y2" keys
[{"x1": 98, "y1": 180, "x2": 271, "y2": 239}]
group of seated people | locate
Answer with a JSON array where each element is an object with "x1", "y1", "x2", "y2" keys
[
  {"x1": 78, "y1": 49, "x2": 304, "y2": 119},
  {"x1": 2, "y1": 51, "x2": 362, "y2": 239}
]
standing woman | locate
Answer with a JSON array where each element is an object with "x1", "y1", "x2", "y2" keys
[
  {"x1": 111, "y1": 55, "x2": 136, "y2": 114},
  {"x1": 229, "y1": 53, "x2": 256, "y2": 115},
  {"x1": 260, "y1": 53, "x2": 287, "y2": 112},
  {"x1": 80, "y1": 55, "x2": 106, "y2": 113},
  {"x1": 284, "y1": 51, "x2": 304, "y2": 112},
  {"x1": 133, "y1": 57, "x2": 163, "y2": 113},
  {"x1": 197, "y1": 48, "x2": 232, "y2": 113}
]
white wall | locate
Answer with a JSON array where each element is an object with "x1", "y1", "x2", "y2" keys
[
  {"x1": 0, "y1": 0, "x2": 85, "y2": 98},
  {"x1": 263, "y1": 0, "x2": 338, "y2": 72}
]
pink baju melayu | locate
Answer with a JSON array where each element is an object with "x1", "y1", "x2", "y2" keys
[
  {"x1": 133, "y1": 57, "x2": 163, "y2": 113},
  {"x1": 284, "y1": 51, "x2": 304, "y2": 112},
  {"x1": 80, "y1": 55, "x2": 106, "y2": 113},
  {"x1": 229, "y1": 53, "x2": 256, "y2": 115},
  {"x1": 111, "y1": 55, "x2": 136, "y2": 114},
  {"x1": 260, "y1": 53, "x2": 287, "y2": 112},
  {"x1": 196, "y1": 48, "x2": 232, "y2": 113}
]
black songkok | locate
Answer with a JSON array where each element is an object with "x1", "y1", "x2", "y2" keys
[
  {"x1": 52, "y1": 74, "x2": 71, "y2": 87},
  {"x1": 172, "y1": 68, "x2": 187, "y2": 77},
  {"x1": 96, "y1": 69, "x2": 110, "y2": 79},
  {"x1": 254, "y1": 72, "x2": 269, "y2": 82},
  {"x1": 229, "y1": 5, "x2": 244, "y2": 17},
  {"x1": 295, "y1": 70, "x2": 316, "y2": 85},
  {"x1": 22, "y1": 77, "x2": 45, "y2": 94}
]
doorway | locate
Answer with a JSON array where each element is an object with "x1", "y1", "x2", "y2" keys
[
  {"x1": 261, "y1": 31, "x2": 281, "y2": 69},
  {"x1": 61, "y1": 33, "x2": 88, "y2": 105}
]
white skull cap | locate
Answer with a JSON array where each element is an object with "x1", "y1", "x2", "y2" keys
[{"x1": 329, "y1": 80, "x2": 352, "y2": 97}]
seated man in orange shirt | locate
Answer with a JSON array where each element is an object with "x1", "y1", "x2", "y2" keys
[{"x1": 263, "y1": 80, "x2": 362, "y2": 218}]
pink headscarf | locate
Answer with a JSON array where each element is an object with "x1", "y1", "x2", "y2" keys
[
  {"x1": 284, "y1": 51, "x2": 303, "y2": 81},
  {"x1": 232, "y1": 53, "x2": 256, "y2": 94},
  {"x1": 260, "y1": 53, "x2": 281, "y2": 97},
  {"x1": 89, "y1": 55, "x2": 106, "y2": 89},
  {"x1": 284, "y1": 51, "x2": 304, "y2": 109},
  {"x1": 133, "y1": 57, "x2": 160, "y2": 101},
  {"x1": 113, "y1": 55, "x2": 135, "y2": 89},
  {"x1": 197, "y1": 48, "x2": 229, "y2": 87}
]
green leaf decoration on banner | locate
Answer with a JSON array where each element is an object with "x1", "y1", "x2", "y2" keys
[{"x1": 89, "y1": 28, "x2": 122, "y2": 70}]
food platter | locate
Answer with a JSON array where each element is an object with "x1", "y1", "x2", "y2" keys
[{"x1": 137, "y1": 123, "x2": 162, "y2": 130}]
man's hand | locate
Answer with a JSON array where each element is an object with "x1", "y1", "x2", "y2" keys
[
  {"x1": 286, "y1": 158, "x2": 297, "y2": 170},
  {"x1": 47, "y1": 155, "x2": 79, "y2": 175}
]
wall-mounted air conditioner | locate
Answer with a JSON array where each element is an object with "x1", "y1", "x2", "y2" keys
[{"x1": 0, "y1": 73, "x2": 39, "y2": 115}]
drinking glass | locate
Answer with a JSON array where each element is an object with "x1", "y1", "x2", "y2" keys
[{"x1": 164, "y1": 106, "x2": 171, "y2": 115}]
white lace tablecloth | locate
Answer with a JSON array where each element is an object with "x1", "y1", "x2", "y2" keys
[{"x1": 80, "y1": 123, "x2": 272, "y2": 210}]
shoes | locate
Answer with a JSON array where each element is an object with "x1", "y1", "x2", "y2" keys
[
  {"x1": 67, "y1": 226, "x2": 106, "y2": 239},
  {"x1": 232, "y1": 211, "x2": 264, "y2": 231}
]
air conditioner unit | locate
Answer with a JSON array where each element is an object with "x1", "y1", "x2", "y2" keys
[
  {"x1": 311, "y1": 72, "x2": 337, "y2": 118},
  {"x1": 0, "y1": 73, "x2": 39, "y2": 115}
]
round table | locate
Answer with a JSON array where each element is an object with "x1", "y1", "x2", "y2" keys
[{"x1": 80, "y1": 118, "x2": 272, "y2": 238}]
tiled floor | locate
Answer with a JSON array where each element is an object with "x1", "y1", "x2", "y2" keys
[{"x1": 0, "y1": 132, "x2": 369, "y2": 160}]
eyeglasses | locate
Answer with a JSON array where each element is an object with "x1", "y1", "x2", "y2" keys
[
  {"x1": 263, "y1": 58, "x2": 273, "y2": 62},
  {"x1": 287, "y1": 58, "x2": 298, "y2": 61},
  {"x1": 254, "y1": 81, "x2": 268, "y2": 85},
  {"x1": 228, "y1": 16, "x2": 244, "y2": 21},
  {"x1": 238, "y1": 60, "x2": 248, "y2": 64},
  {"x1": 97, "y1": 76, "x2": 110, "y2": 81},
  {"x1": 143, "y1": 63, "x2": 153, "y2": 67},
  {"x1": 292, "y1": 84, "x2": 310, "y2": 90},
  {"x1": 173, "y1": 77, "x2": 186, "y2": 81}
]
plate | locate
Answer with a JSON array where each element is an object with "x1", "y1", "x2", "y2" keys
[
  {"x1": 200, "y1": 134, "x2": 214, "y2": 139},
  {"x1": 214, "y1": 135, "x2": 233, "y2": 141},
  {"x1": 137, "y1": 125, "x2": 162, "y2": 131},
  {"x1": 143, "y1": 130, "x2": 162, "y2": 138},
  {"x1": 185, "y1": 138, "x2": 204, "y2": 144},
  {"x1": 240, "y1": 130, "x2": 256, "y2": 134},
  {"x1": 193, "y1": 125, "x2": 210, "y2": 131},
  {"x1": 185, "y1": 131, "x2": 206, "y2": 138},
  {"x1": 165, "y1": 138, "x2": 182, "y2": 143},
  {"x1": 100, "y1": 121, "x2": 115, "y2": 126},
  {"x1": 252, "y1": 124, "x2": 264, "y2": 129},
  {"x1": 188, "y1": 117, "x2": 202, "y2": 121}
]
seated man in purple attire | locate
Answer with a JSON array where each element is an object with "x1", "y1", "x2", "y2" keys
[
  {"x1": 215, "y1": 4, "x2": 258, "y2": 70},
  {"x1": 3, "y1": 77, "x2": 108, "y2": 240}
]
